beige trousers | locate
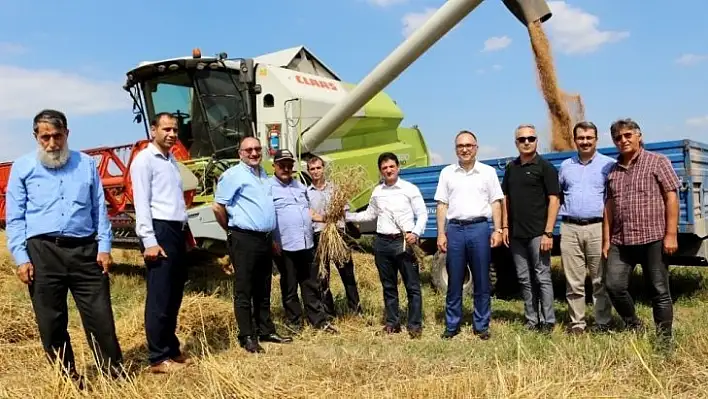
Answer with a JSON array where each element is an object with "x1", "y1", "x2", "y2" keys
[{"x1": 560, "y1": 222, "x2": 612, "y2": 329}]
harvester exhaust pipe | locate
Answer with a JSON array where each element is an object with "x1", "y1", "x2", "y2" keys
[{"x1": 299, "y1": 0, "x2": 552, "y2": 153}]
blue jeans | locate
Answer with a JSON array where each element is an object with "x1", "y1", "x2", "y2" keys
[{"x1": 445, "y1": 221, "x2": 491, "y2": 333}]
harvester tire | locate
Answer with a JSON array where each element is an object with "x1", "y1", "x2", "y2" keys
[{"x1": 430, "y1": 251, "x2": 497, "y2": 296}]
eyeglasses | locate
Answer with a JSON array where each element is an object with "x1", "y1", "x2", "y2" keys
[
  {"x1": 241, "y1": 146, "x2": 262, "y2": 153},
  {"x1": 456, "y1": 143, "x2": 478, "y2": 150},
  {"x1": 516, "y1": 136, "x2": 537, "y2": 144},
  {"x1": 612, "y1": 132, "x2": 635, "y2": 142}
]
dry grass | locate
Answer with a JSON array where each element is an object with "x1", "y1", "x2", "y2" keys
[
  {"x1": 2, "y1": 231, "x2": 708, "y2": 398},
  {"x1": 527, "y1": 21, "x2": 575, "y2": 152},
  {"x1": 315, "y1": 163, "x2": 370, "y2": 278}
]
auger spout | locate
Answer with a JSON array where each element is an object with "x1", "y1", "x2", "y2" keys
[{"x1": 299, "y1": 0, "x2": 553, "y2": 153}]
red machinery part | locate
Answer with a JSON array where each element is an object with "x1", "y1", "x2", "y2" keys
[{"x1": 0, "y1": 140, "x2": 193, "y2": 227}]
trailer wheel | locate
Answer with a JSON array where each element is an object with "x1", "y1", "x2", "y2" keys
[
  {"x1": 430, "y1": 251, "x2": 498, "y2": 296},
  {"x1": 431, "y1": 251, "x2": 473, "y2": 296}
]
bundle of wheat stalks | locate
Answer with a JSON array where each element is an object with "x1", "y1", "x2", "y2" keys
[{"x1": 315, "y1": 163, "x2": 370, "y2": 279}]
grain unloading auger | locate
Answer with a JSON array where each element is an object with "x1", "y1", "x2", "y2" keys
[{"x1": 0, "y1": 0, "x2": 554, "y2": 254}]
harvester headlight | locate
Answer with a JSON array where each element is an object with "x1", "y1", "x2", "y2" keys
[
  {"x1": 168, "y1": 63, "x2": 179, "y2": 71},
  {"x1": 157, "y1": 65, "x2": 166, "y2": 72}
]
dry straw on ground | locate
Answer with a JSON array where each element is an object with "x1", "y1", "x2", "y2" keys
[
  {"x1": 527, "y1": 20, "x2": 575, "y2": 152},
  {"x1": 314, "y1": 163, "x2": 370, "y2": 279}
]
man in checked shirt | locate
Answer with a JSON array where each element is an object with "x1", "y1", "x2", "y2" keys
[{"x1": 603, "y1": 118, "x2": 680, "y2": 342}]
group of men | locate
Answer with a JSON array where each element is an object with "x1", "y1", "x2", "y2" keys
[
  {"x1": 5, "y1": 108, "x2": 679, "y2": 385},
  {"x1": 435, "y1": 119, "x2": 678, "y2": 343}
]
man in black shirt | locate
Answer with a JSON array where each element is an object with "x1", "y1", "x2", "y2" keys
[{"x1": 501, "y1": 124, "x2": 560, "y2": 332}]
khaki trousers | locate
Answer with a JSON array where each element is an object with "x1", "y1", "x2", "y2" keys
[{"x1": 560, "y1": 222, "x2": 612, "y2": 329}]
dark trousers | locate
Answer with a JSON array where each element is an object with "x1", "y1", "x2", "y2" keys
[
  {"x1": 277, "y1": 247, "x2": 327, "y2": 328},
  {"x1": 26, "y1": 236, "x2": 123, "y2": 376},
  {"x1": 314, "y1": 232, "x2": 361, "y2": 317},
  {"x1": 142, "y1": 219, "x2": 188, "y2": 365},
  {"x1": 228, "y1": 228, "x2": 277, "y2": 338},
  {"x1": 444, "y1": 221, "x2": 491, "y2": 333},
  {"x1": 373, "y1": 235, "x2": 423, "y2": 330},
  {"x1": 605, "y1": 240, "x2": 673, "y2": 335}
]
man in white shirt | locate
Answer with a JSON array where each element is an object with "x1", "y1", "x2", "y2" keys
[
  {"x1": 434, "y1": 131, "x2": 504, "y2": 340},
  {"x1": 346, "y1": 152, "x2": 428, "y2": 339},
  {"x1": 131, "y1": 112, "x2": 192, "y2": 373}
]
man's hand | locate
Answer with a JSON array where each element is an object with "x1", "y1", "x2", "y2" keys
[
  {"x1": 602, "y1": 240, "x2": 610, "y2": 260},
  {"x1": 437, "y1": 233, "x2": 447, "y2": 253},
  {"x1": 405, "y1": 232, "x2": 418, "y2": 246},
  {"x1": 144, "y1": 245, "x2": 167, "y2": 261},
  {"x1": 502, "y1": 229, "x2": 510, "y2": 248},
  {"x1": 16, "y1": 263, "x2": 34, "y2": 285},
  {"x1": 663, "y1": 233, "x2": 678, "y2": 255},
  {"x1": 490, "y1": 231, "x2": 502, "y2": 248},
  {"x1": 540, "y1": 235, "x2": 553, "y2": 252},
  {"x1": 273, "y1": 241, "x2": 282, "y2": 256},
  {"x1": 96, "y1": 252, "x2": 113, "y2": 274}
]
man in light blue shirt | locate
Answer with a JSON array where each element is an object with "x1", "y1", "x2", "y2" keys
[
  {"x1": 270, "y1": 149, "x2": 337, "y2": 334},
  {"x1": 5, "y1": 109, "x2": 122, "y2": 384},
  {"x1": 130, "y1": 112, "x2": 192, "y2": 373},
  {"x1": 212, "y1": 137, "x2": 292, "y2": 353},
  {"x1": 558, "y1": 121, "x2": 615, "y2": 334}
]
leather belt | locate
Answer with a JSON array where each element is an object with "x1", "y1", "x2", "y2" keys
[
  {"x1": 229, "y1": 226, "x2": 272, "y2": 239},
  {"x1": 562, "y1": 216, "x2": 603, "y2": 226},
  {"x1": 34, "y1": 234, "x2": 97, "y2": 247},
  {"x1": 449, "y1": 217, "x2": 487, "y2": 225},
  {"x1": 377, "y1": 233, "x2": 404, "y2": 240}
]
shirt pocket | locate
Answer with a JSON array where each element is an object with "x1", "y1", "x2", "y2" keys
[
  {"x1": 72, "y1": 181, "x2": 92, "y2": 206},
  {"x1": 606, "y1": 174, "x2": 622, "y2": 200},
  {"x1": 26, "y1": 180, "x2": 55, "y2": 208}
]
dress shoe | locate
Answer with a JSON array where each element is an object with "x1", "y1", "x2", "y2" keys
[
  {"x1": 171, "y1": 353, "x2": 193, "y2": 365},
  {"x1": 379, "y1": 325, "x2": 402, "y2": 335},
  {"x1": 150, "y1": 359, "x2": 185, "y2": 374},
  {"x1": 408, "y1": 327, "x2": 423, "y2": 339},
  {"x1": 566, "y1": 326, "x2": 585, "y2": 335},
  {"x1": 441, "y1": 329, "x2": 458, "y2": 339},
  {"x1": 239, "y1": 336, "x2": 265, "y2": 353},
  {"x1": 475, "y1": 330, "x2": 491, "y2": 340},
  {"x1": 259, "y1": 333, "x2": 293, "y2": 344},
  {"x1": 540, "y1": 323, "x2": 555, "y2": 334}
]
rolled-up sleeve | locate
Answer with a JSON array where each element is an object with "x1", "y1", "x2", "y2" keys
[
  {"x1": 409, "y1": 186, "x2": 428, "y2": 237},
  {"x1": 214, "y1": 168, "x2": 241, "y2": 206},
  {"x1": 6, "y1": 162, "x2": 30, "y2": 266},
  {"x1": 91, "y1": 158, "x2": 113, "y2": 253},
  {"x1": 130, "y1": 153, "x2": 157, "y2": 248}
]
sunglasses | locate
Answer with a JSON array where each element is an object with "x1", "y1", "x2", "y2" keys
[
  {"x1": 516, "y1": 136, "x2": 537, "y2": 144},
  {"x1": 612, "y1": 132, "x2": 634, "y2": 142},
  {"x1": 241, "y1": 146, "x2": 262, "y2": 153}
]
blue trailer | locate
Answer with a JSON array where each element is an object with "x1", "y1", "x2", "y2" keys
[{"x1": 398, "y1": 139, "x2": 708, "y2": 295}]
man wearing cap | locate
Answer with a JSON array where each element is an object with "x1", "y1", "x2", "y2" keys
[
  {"x1": 212, "y1": 137, "x2": 293, "y2": 353},
  {"x1": 6, "y1": 109, "x2": 123, "y2": 385},
  {"x1": 270, "y1": 149, "x2": 338, "y2": 334}
]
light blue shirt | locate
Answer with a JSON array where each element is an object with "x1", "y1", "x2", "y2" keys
[
  {"x1": 558, "y1": 152, "x2": 616, "y2": 219},
  {"x1": 5, "y1": 150, "x2": 113, "y2": 266},
  {"x1": 307, "y1": 182, "x2": 347, "y2": 233},
  {"x1": 130, "y1": 143, "x2": 188, "y2": 248},
  {"x1": 214, "y1": 162, "x2": 276, "y2": 232},
  {"x1": 271, "y1": 177, "x2": 314, "y2": 252}
]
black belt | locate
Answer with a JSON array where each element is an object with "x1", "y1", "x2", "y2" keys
[
  {"x1": 229, "y1": 226, "x2": 271, "y2": 239},
  {"x1": 449, "y1": 217, "x2": 487, "y2": 225},
  {"x1": 377, "y1": 232, "x2": 404, "y2": 240},
  {"x1": 562, "y1": 216, "x2": 603, "y2": 225},
  {"x1": 34, "y1": 234, "x2": 97, "y2": 247}
]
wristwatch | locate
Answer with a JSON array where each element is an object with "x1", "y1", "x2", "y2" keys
[{"x1": 543, "y1": 231, "x2": 553, "y2": 238}]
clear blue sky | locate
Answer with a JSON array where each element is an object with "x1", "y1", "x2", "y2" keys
[{"x1": 0, "y1": 0, "x2": 706, "y2": 164}]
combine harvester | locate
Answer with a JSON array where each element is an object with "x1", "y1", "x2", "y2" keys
[{"x1": 0, "y1": 0, "x2": 555, "y2": 257}]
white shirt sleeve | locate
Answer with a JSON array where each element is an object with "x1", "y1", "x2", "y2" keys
[
  {"x1": 130, "y1": 152, "x2": 158, "y2": 248},
  {"x1": 487, "y1": 168, "x2": 505, "y2": 203},
  {"x1": 409, "y1": 185, "x2": 428, "y2": 237},
  {"x1": 346, "y1": 188, "x2": 379, "y2": 223},
  {"x1": 433, "y1": 167, "x2": 449, "y2": 204}
]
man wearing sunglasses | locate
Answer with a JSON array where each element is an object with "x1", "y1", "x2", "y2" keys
[
  {"x1": 501, "y1": 124, "x2": 560, "y2": 333},
  {"x1": 602, "y1": 118, "x2": 680, "y2": 344},
  {"x1": 212, "y1": 137, "x2": 293, "y2": 353}
]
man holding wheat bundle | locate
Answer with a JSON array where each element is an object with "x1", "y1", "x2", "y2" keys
[
  {"x1": 435, "y1": 130, "x2": 504, "y2": 340},
  {"x1": 346, "y1": 152, "x2": 428, "y2": 339}
]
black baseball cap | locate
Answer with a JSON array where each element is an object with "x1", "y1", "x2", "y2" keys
[{"x1": 273, "y1": 149, "x2": 295, "y2": 162}]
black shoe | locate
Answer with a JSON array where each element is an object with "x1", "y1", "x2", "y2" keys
[
  {"x1": 284, "y1": 323, "x2": 303, "y2": 335},
  {"x1": 408, "y1": 327, "x2": 423, "y2": 339},
  {"x1": 566, "y1": 326, "x2": 585, "y2": 335},
  {"x1": 239, "y1": 336, "x2": 264, "y2": 353},
  {"x1": 590, "y1": 324, "x2": 610, "y2": 334},
  {"x1": 540, "y1": 323, "x2": 555, "y2": 334},
  {"x1": 475, "y1": 330, "x2": 491, "y2": 340},
  {"x1": 379, "y1": 325, "x2": 402, "y2": 335},
  {"x1": 259, "y1": 333, "x2": 293, "y2": 344},
  {"x1": 624, "y1": 319, "x2": 646, "y2": 334},
  {"x1": 524, "y1": 322, "x2": 539, "y2": 331},
  {"x1": 441, "y1": 329, "x2": 458, "y2": 339}
]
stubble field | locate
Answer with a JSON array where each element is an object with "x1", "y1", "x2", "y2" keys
[{"x1": 2, "y1": 232, "x2": 708, "y2": 398}]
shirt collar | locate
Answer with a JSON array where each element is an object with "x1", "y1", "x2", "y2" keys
[
  {"x1": 573, "y1": 151, "x2": 598, "y2": 165},
  {"x1": 515, "y1": 153, "x2": 539, "y2": 165},
  {"x1": 308, "y1": 181, "x2": 329, "y2": 191},
  {"x1": 453, "y1": 160, "x2": 479, "y2": 174},
  {"x1": 616, "y1": 148, "x2": 644, "y2": 169},
  {"x1": 148, "y1": 142, "x2": 172, "y2": 160}
]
